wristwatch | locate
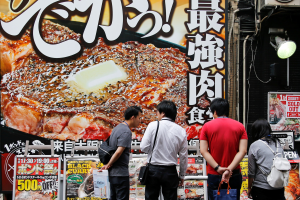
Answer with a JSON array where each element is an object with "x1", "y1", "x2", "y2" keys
[{"x1": 214, "y1": 164, "x2": 220, "y2": 171}]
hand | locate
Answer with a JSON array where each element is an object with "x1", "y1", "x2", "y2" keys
[
  {"x1": 178, "y1": 178, "x2": 184, "y2": 186},
  {"x1": 217, "y1": 166, "x2": 228, "y2": 175},
  {"x1": 98, "y1": 164, "x2": 111, "y2": 172},
  {"x1": 247, "y1": 188, "x2": 252, "y2": 199},
  {"x1": 222, "y1": 169, "x2": 232, "y2": 183}
]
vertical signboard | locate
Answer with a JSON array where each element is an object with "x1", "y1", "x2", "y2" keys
[
  {"x1": 268, "y1": 92, "x2": 300, "y2": 141},
  {"x1": 12, "y1": 155, "x2": 61, "y2": 200}
]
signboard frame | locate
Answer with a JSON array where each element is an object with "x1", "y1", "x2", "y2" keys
[
  {"x1": 12, "y1": 155, "x2": 61, "y2": 200},
  {"x1": 268, "y1": 92, "x2": 300, "y2": 141},
  {"x1": 63, "y1": 155, "x2": 103, "y2": 200},
  {"x1": 272, "y1": 130, "x2": 295, "y2": 150}
]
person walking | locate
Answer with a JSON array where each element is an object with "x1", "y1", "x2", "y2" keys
[
  {"x1": 140, "y1": 100, "x2": 188, "y2": 200},
  {"x1": 200, "y1": 98, "x2": 248, "y2": 200},
  {"x1": 248, "y1": 118, "x2": 286, "y2": 200},
  {"x1": 100, "y1": 106, "x2": 143, "y2": 200}
]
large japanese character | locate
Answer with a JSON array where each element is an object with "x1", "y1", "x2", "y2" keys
[
  {"x1": 64, "y1": 140, "x2": 73, "y2": 152},
  {"x1": 187, "y1": 107, "x2": 206, "y2": 124},
  {"x1": 54, "y1": 140, "x2": 63, "y2": 152},
  {"x1": 187, "y1": 33, "x2": 224, "y2": 70},
  {"x1": 188, "y1": 70, "x2": 223, "y2": 105},
  {"x1": 44, "y1": 164, "x2": 58, "y2": 175},
  {"x1": 0, "y1": 0, "x2": 80, "y2": 58},
  {"x1": 126, "y1": 0, "x2": 164, "y2": 37},
  {"x1": 75, "y1": 140, "x2": 87, "y2": 147},
  {"x1": 17, "y1": 164, "x2": 27, "y2": 175},
  {"x1": 185, "y1": 0, "x2": 224, "y2": 33},
  {"x1": 0, "y1": 0, "x2": 123, "y2": 59}
]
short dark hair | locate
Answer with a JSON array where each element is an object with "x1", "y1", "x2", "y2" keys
[
  {"x1": 210, "y1": 98, "x2": 229, "y2": 117},
  {"x1": 251, "y1": 118, "x2": 277, "y2": 144},
  {"x1": 124, "y1": 106, "x2": 142, "y2": 120},
  {"x1": 157, "y1": 100, "x2": 177, "y2": 121}
]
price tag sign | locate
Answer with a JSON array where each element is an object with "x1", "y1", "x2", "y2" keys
[{"x1": 13, "y1": 155, "x2": 61, "y2": 200}]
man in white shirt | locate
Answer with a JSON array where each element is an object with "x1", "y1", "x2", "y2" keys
[{"x1": 140, "y1": 100, "x2": 188, "y2": 200}]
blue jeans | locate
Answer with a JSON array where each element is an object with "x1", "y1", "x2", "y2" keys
[{"x1": 207, "y1": 171, "x2": 242, "y2": 200}]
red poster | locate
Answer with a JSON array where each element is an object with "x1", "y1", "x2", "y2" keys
[
  {"x1": 286, "y1": 95, "x2": 300, "y2": 118},
  {"x1": 13, "y1": 156, "x2": 61, "y2": 200}
]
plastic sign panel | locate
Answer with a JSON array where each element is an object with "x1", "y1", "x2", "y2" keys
[
  {"x1": 272, "y1": 131, "x2": 294, "y2": 150},
  {"x1": 63, "y1": 156, "x2": 103, "y2": 200},
  {"x1": 286, "y1": 95, "x2": 300, "y2": 118},
  {"x1": 268, "y1": 92, "x2": 300, "y2": 141},
  {"x1": 12, "y1": 155, "x2": 61, "y2": 200}
]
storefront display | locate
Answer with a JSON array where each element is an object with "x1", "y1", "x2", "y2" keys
[
  {"x1": 12, "y1": 155, "x2": 61, "y2": 200},
  {"x1": 268, "y1": 92, "x2": 300, "y2": 141},
  {"x1": 63, "y1": 156, "x2": 103, "y2": 200}
]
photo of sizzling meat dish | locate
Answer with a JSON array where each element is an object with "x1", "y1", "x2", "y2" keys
[{"x1": 0, "y1": 13, "x2": 207, "y2": 141}]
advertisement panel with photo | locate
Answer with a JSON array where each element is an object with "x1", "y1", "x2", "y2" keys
[
  {"x1": 0, "y1": 0, "x2": 227, "y2": 193},
  {"x1": 268, "y1": 92, "x2": 300, "y2": 141},
  {"x1": 12, "y1": 155, "x2": 61, "y2": 200},
  {"x1": 63, "y1": 157, "x2": 103, "y2": 200}
]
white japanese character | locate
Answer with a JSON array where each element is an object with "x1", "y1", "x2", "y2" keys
[
  {"x1": 187, "y1": 107, "x2": 206, "y2": 124},
  {"x1": 54, "y1": 140, "x2": 63, "y2": 152},
  {"x1": 185, "y1": 0, "x2": 224, "y2": 33},
  {"x1": 188, "y1": 71, "x2": 223, "y2": 105},
  {"x1": 187, "y1": 33, "x2": 224, "y2": 70},
  {"x1": 126, "y1": 0, "x2": 165, "y2": 37},
  {"x1": 64, "y1": 140, "x2": 73, "y2": 152}
]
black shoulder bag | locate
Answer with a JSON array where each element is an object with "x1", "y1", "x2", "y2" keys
[
  {"x1": 98, "y1": 136, "x2": 116, "y2": 164},
  {"x1": 138, "y1": 121, "x2": 160, "y2": 185}
]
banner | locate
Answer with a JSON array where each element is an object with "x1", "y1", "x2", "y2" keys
[
  {"x1": 12, "y1": 155, "x2": 61, "y2": 200},
  {"x1": 0, "y1": 0, "x2": 227, "y2": 192},
  {"x1": 268, "y1": 92, "x2": 300, "y2": 141},
  {"x1": 63, "y1": 156, "x2": 103, "y2": 200}
]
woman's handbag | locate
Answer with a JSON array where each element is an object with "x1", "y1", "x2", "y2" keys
[
  {"x1": 213, "y1": 181, "x2": 237, "y2": 200},
  {"x1": 138, "y1": 121, "x2": 160, "y2": 185}
]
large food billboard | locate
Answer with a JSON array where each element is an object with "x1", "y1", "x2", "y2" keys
[{"x1": 0, "y1": 0, "x2": 227, "y2": 193}]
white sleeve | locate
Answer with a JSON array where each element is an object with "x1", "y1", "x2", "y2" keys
[
  {"x1": 140, "y1": 122, "x2": 155, "y2": 153},
  {"x1": 179, "y1": 133, "x2": 188, "y2": 179}
]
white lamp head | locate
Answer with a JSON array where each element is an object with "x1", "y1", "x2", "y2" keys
[{"x1": 275, "y1": 36, "x2": 297, "y2": 59}]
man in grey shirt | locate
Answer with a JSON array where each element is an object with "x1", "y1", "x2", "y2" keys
[{"x1": 101, "y1": 106, "x2": 142, "y2": 200}]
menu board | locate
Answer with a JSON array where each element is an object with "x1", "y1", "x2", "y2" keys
[
  {"x1": 63, "y1": 157, "x2": 103, "y2": 200},
  {"x1": 268, "y1": 92, "x2": 300, "y2": 141},
  {"x1": 129, "y1": 157, "x2": 147, "y2": 200},
  {"x1": 13, "y1": 155, "x2": 61, "y2": 200},
  {"x1": 184, "y1": 180, "x2": 205, "y2": 200}
]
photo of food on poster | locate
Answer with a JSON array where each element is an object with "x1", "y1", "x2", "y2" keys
[
  {"x1": 64, "y1": 157, "x2": 103, "y2": 200},
  {"x1": 0, "y1": 0, "x2": 226, "y2": 144},
  {"x1": 268, "y1": 92, "x2": 300, "y2": 141},
  {"x1": 13, "y1": 156, "x2": 60, "y2": 200}
]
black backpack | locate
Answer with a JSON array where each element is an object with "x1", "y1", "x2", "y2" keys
[{"x1": 98, "y1": 136, "x2": 116, "y2": 164}]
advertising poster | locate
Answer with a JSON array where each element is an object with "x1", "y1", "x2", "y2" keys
[
  {"x1": 286, "y1": 95, "x2": 300, "y2": 118},
  {"x1": 268, "y1": 92, "x2": 300, "y2": 141},
  {"x1": 285, "y1": 163, "x2": 300, "y2": 200},
  {"x1": 239, "y1": 157, "x2": 248, "y2": 200},
  {"x1": 0, "y1": 0, "x2": 227, "y2": 193},
  {"x1": 64, "y1": 157, "x2": 103, "y2": 200},
  {"x1": 184, "y1": 180, "x2": 204, "y2": 200},
  {"x1": 272, "y1": 131, "x2": 294, "y2": 150},
  {"x1": 129, "y1": 157, "x2": 147, "y2": 200},
  {"x1": 12, "y1": 155, "x2": 61, "y2": 200}
]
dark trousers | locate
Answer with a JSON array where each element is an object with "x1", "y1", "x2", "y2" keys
[
  {"x1": 109, "y1": 176, "x2": 130, "y2": 200},
  {"x1": 207, "y1": 171, "x2": 242, "y2": 200},
  {"x1": 251, "y1": 186, "x2": 285, "y2": 200},
  {"x1": 145, "y1": 165, "x2": 179, "y2": 200}
]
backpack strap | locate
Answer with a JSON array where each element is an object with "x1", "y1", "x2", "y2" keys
[{"x1": 258, "y1": 140, "x2": 275, "y2": 155}]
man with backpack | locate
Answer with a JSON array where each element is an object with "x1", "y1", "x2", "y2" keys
[{"x1": 100, "y1": 106, "x2": 142, "y2": 200}]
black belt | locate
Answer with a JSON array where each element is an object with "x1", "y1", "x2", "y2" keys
[{"x1": 149, "y1": 164, "x2": 176, "y2": 169}]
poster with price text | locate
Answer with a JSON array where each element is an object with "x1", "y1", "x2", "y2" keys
[
  {"x1": 12, "y1": 155, "x2": 61, "y2": 200},
  {"x1": 268, "y1": 92, "x2": 300, "y2": 141},
  {"x1": 63, "y1": 156, "x2": 103, "y2": 200}
]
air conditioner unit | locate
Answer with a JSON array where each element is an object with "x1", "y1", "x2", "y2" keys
[{"x1": 260, "y1": 0, "x2": 300, "y2": 10}]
